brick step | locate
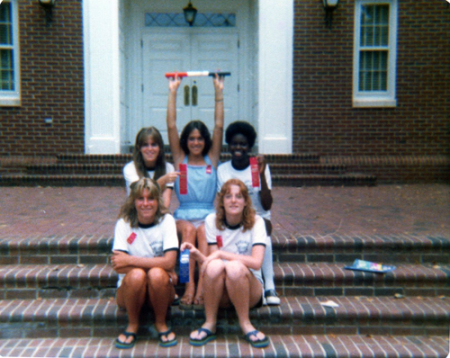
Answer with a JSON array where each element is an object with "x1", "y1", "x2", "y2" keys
[
  {"x1": 0, "y1": 334, "x2": 448, "y2": 358},
  {"x1": 3, "y1": 235, "x2": 449, "y2": 266},
  {"x1": 273, "y1": 173, "x2": 377, "y2": 187},
  {"x1": 273, "y1": 235, "x2": 450, "y2": 264},
  {"x1": 26, "y1": 163, "x2": 125, "y2": 175},
  {"x1": 1, "y1": 296, "x2": 449, "y2": 339},
  {"x1": 270, "y1": 163, "x2": 348, "y2": 175},
  {"x1": 1, "y1": 263, "x2": 449, "y2": 300},
  {"x1": 24, "y1": 163, "x2": 350, "y2": 176},
  {"x1": 55, "y1": 153, "x2": 321, "y2": 165},
  {"x1": 1, "y1": 174, "x2": 375, "y2": 187},
  {"x1": 0, "y1": 174, "x2": 124, "y2": 187}
]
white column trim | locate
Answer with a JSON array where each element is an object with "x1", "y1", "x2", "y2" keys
[
  {"x1": 258, "y1": 0, "x2": 293, "y2": 154},
  {"x1": 84, "y1": 0, "x2": 121, "y2": 154}
]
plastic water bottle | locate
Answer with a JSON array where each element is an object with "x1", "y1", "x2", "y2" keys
[{"x1": 179, "y1": 249, "x2": 190, "y2": 283}]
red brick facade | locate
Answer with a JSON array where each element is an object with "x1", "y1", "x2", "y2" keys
[
  {"x1": 293, "y1": 0, "x2": 450, "y2": 156},
  {"x1": 1, "y1": 0, "x2": 449, "y2": 161},
  {"x1": 0, "y1": 0, "x2": 84, "y2": 156}
]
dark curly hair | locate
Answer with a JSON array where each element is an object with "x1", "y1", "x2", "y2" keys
[
  {"x1": 180, "y1": 120, "x2": 212, "y2": 156},
  {"x1": 225, "y1": 121, "x2": 257, "y2": 149}
]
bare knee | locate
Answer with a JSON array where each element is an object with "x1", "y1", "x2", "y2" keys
[
  {"x1": 204, "y1": 259, "x2": 226, "y2": 282},
  {"x1": 123, "y1": 268, "x2": 147, "y2": 288},
  {"x1": 225, "y1": 261, "x2": 249, "y2": 282},
  {"x1": 147, "y1": 267, "x2": 170, "y2": 288}
]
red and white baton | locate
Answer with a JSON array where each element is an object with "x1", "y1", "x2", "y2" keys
[{"x1": 165, "y1": 71, "x2": 231, "y2": 78}]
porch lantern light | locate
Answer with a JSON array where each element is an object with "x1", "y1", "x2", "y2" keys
[
  {"x1": 38, "y1": 0, "x2": 56, "y2": 26},
  {"x1": 183, "y1": 1, "x2": 197, "y2": 27},
  {"x1": 323, "y1": 0, "x2": 339, "y2": 29}
]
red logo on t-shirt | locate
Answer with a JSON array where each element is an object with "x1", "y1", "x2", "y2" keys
[
  {"x1": 127, "y1": 232, "x2": 137, "y2": 245},
  {"x1": 216, "y1": 235, "x2": 223, "y2": 248}
]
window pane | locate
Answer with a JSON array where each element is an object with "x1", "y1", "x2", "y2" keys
[
  {"x1": 0, "y1": 2, "x2": 12, "y2": 23},
  {"x1": 145, "y1": 12, "x2": 236, "y2": 27},
  {"x1": 0, "y1": 49, "x2": 14, "y2": 90},
  {"x1": 359, "y1": 51, "x2": 388, "y2": 91},
  {"x1": 0, "y1": 2, "x2": 12, "y2": 45},
  {"x1": 0, "y1": 24, "x2": 11, "y2": 45},
  {"x1": 360, "y1": 4, "x2": 389, "y2": 47}
]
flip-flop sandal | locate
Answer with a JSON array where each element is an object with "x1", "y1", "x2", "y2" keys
[
  {"x1": 115, "y1": 331, "x2": 137, "y2": 349},
  {"x1": 244, "y1": 330, "x2": 269, "y2": 348},
  {"x1": 189, "y1": 327, "x2": 217, "y2": 346},
  {"x1": 158, "y1": 329, "x2": 178, "y2": 348},
  {"x1": 172, "y1": 295, "x2": 180, "y2": 306}
]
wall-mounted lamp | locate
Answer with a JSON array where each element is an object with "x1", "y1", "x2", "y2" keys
[
  {"x1": 38, "y1": 0, "x2": 56, "y2": 26},
  {"x1": 183, "y1": 1, "x2": 197, "y2": 27},
  {"x1": 323, "y1": 0, "x2": 339, "y2": 29}
]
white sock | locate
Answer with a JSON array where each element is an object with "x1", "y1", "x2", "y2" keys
[{"x1": 262, "y1": 235, "x2": 275, "y2": 292}]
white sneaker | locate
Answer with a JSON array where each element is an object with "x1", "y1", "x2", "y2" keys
[{"x1": 264, "y1": 289, "x2": 280, "y2": 306}]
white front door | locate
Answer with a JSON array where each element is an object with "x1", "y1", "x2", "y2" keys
[{"x1": 141, "y1": 29, "x2": 239, "y2": 144}]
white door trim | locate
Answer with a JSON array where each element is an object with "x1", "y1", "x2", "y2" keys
[
  {"x1": 84, "y1": 0, "x2": 293, "y2": 154},
  {"x1": 258, "y1": 0, "x2": 293, "y2": 154},
  {"x1": 83, "y1": 0, "x2": 121, "y2": 154}
]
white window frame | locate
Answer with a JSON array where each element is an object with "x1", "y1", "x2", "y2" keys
[
  {"x1": 353, "y1": 0, "x2": 397, "y2": 108},
  {"x1": 0, "y1": 0, "x2": 20, "y2": 106}
]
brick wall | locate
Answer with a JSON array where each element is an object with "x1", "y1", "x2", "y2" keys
[
  {"x1": 0, "y1": 0, "x2": 84, "y2": 156},
  {"x1": 293, "y1": 0, "x2": 450, "y2": 156},
  {"x1": 2, "y1": 0, "x2": 449, "y2": 162}
]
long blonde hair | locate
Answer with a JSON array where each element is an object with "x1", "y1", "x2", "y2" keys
[
  {"x1": 119, "y1": 177, "x2": 168, "y2": 228},
  {"x1": 215, "y1": 179, "x2": 255, "y2": 232}
]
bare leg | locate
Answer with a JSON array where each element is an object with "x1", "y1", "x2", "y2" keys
[
  {"x1": 177, "y1": 220, "x2": 197, "y2": 305},
  {"x1": 225, "y1": 261, "x2": 267, "y2": 342},
  {"x1": 116, "y1": 268, "x2": 147, "y2": 344},
  {"x1": 147, "y1": 267, "x2": 176, "y2": 343},
  {"x1": 194, "y1": 224, "x2": 207, "y2": 305},
  {"x1": 190, "y1": 259, "x2": 225, "y2": 340}
]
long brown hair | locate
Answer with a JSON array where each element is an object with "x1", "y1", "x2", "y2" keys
[
  {"x1": 133, "y1": 127, "x2": 166, "y2": 183},
  {"x1": 119, "y1": 177, "x2": 168, "y2": 228},
  {"x1": 215, "y1": 179, "x2": 255, "y2": 232}
]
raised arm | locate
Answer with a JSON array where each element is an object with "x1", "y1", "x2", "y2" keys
[
  {"x1": 166, "y1": 76, "x2": 184, "y2": 167},
  {"x1": 208, "y1": 75, "x2": 225, "y2": 168},
  {"x1": 257, "y1": 155, "x2": 273, "y2": 210}
]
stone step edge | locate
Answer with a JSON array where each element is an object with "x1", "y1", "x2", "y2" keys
[
  {"x1": 1, "y1": 263, "x2": 449, "y2": 289},
  {"x1": 2, "y1": 234, "x2": 448, "y2": 252},
  {"x1": 55, "y1": 152, "x2": 321, "y2": 162},
  {"x1": 1, "y1": 296, "x2": 449, "y2": 325},
  {"x1": 0, "y1": 173, "x2": 377, "y2": 186},
  {"x1": 0, "y1": 335, "x2": 447, "y2": 358}
]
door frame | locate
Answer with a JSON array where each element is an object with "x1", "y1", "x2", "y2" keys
[{"x1": 83, "y1": 0, "x2": 293, "y2": 154}]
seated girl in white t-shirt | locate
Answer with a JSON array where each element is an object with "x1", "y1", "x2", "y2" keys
[
  {"x1": 111, "y1": 178, "x2": 179, "y2": 349},
  {"x1": 180, "y1": 179, "x2": 269, "y2": 348}
]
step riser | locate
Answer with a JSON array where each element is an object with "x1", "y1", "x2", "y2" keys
[
  {"x1": 3, "y1": 284, "x2": 450, "y2": 301},
  {"x1": 1, "y1": 306, "x2": 448, "y2": 339},
  {"x1": 2, "y1": 264, "x2": 449, "y2": 299},
  {"x1": 0, "y1": 176, "x2": 377, "y2": 187},
  {"x1": 3, "y1": 236, "x2": 449, "y2": 265}
]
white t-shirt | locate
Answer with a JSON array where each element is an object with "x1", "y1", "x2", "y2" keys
[
  {"x1": 217, "y1": 161, "x2": 272, "y2": 220},
  {"x1": 112, "y1": 214, "x2": 179, "y2": 287},
  {"x1": 205, "y1": 213, "x2": 266, "y2": 283},
  {"x1": 123, "y1": 161, "x2": 175, "y2": 195}
]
